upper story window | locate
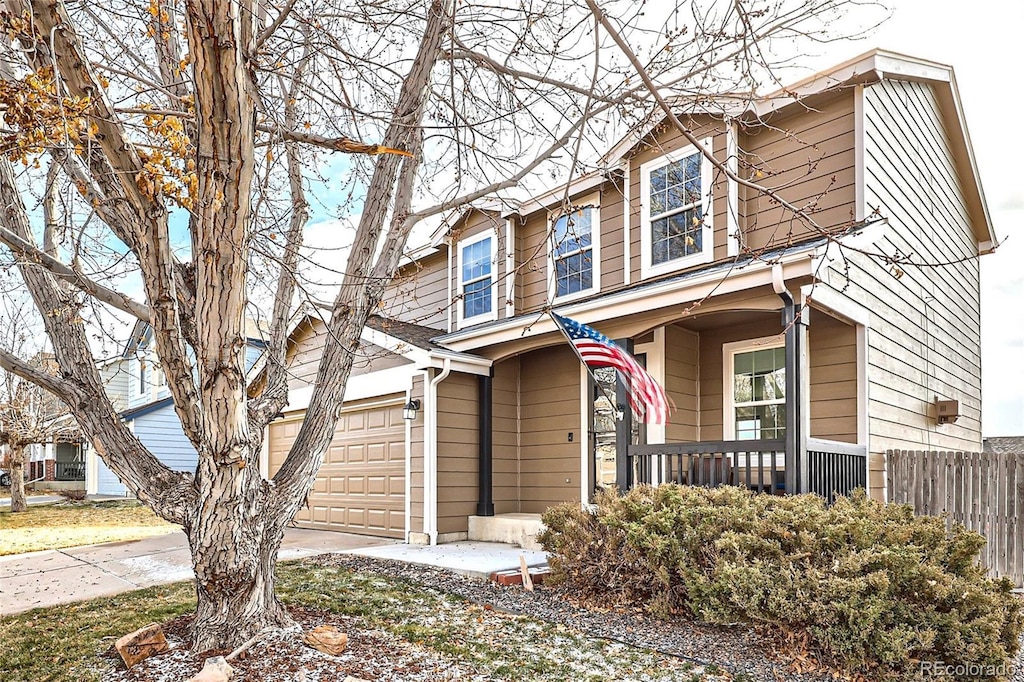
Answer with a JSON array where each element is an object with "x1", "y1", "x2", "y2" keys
[
  {"x1": 550, "y1": 204, "x2": 599, "y2": 301},
  {"x1": 138, "y1": 359, "x2": 148, "y2": 396},
  {"x1": 458, "y1": 231, "x2": 497, "y2": 325},
  {"x1": 639, "y1": 139, "x2": 714, "y2": 279}
]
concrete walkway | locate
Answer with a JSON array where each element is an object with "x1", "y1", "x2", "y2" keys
[
  {"x1": 344, "y1": 541, "x2": 549, "y2": 579},
  {"x1": 0, "y1": 528, "x2": 395, "y2": 616}
]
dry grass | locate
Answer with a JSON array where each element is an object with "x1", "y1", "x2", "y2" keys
[
  {"x1": 0, "y1": 562, "x2": 708, "y2": 682},
  {"x1": 0, "y1": 500, "x2": 179, "y2": 556}
]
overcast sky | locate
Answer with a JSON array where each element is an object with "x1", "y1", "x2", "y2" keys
[{"x1": 810, "y1": 0, "x2": 1023, "y2": 436}]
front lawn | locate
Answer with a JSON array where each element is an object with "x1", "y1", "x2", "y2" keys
[
  {"x1": 0, "y1": 561, "x2": 706, "y2": 682},
  {"x1": 0, "y1": 500, "x2": 179, "y2": 556}
]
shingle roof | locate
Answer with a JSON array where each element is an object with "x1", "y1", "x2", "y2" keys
[
  {"x1": 365, "y1": 315, "x2": 448, "y2": 351},
  {"x1": 983, "y1": 437, "x2": 1024, "y2": 455}
]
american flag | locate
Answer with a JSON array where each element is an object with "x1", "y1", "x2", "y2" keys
[{"x1": 551, "y1": 312, "x2": 671, "y2": 425}]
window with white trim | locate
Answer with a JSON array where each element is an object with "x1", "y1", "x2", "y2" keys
[
  {"x1": 550, "y1": 204, "x2": 598, "y2": 300},
  {"x1": 726, "y1": 342, "x2": 786, "y2": 440},
  {"x1": 640, "y1": 140, "x2": 713, "y2": 278},
  {"x1": 458, "y1": 231, "x2": 497, "y2": 324}
]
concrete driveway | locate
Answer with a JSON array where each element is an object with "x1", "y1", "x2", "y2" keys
[{"x1": 0, "y1": 528, "x2": 395, "y2": 616}]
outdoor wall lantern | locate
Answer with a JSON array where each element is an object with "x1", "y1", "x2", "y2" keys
[{"x1": 403, "y1": 399, "x2": 421, "y2": 421}]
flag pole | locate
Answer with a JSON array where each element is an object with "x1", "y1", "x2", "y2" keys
[{"x1": 547, "y1": 308, "x2": 625, "y2": 422}]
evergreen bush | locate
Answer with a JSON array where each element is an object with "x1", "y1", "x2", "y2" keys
[{"x1": 539, "y1": 486, "x2": 1022, "y2": 678}]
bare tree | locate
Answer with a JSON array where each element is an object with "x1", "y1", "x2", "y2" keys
[
  {"x1": 0, "y1": 311, "x2": 80, "y2": 512},
  {"x1": 0, "y1": 0, "x2": 879, "y2": 649}
]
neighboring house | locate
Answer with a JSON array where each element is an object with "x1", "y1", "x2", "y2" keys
[
  {"x1": 86, "y1": 320, "x2": 267, "y2": 496},
  {"x1": 1, "y1": 437, "x2": 84, "y2": 489},
  {"x1": 262, "y1": 49, "x2": 994, "y2": 545},
  {"x1": 0, "y1": 354, "x2": 85, "y2": 490}
]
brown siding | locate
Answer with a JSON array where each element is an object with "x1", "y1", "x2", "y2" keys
[
  {"x1": 664, "y1": 324, "x2": 699, "y2": 442},
  {"x1": 516, "y1": 210, "x2": 548, "y2": 314},
  {"x1": 740, "y1": 92, "x2": 856, "y2": 252},
  {"x1": 285, "y1": 318, "x2": 410, "y2": 390},
  {"x1": 493, "y1": 357, "x2": 520, "y2": 514},
  {"x1": 600, "y1": 181, "x2": 626, "y2": 290},
  {"x1": 808, "y1": 311, "x2": 857, "y2": 443},
  {"x1": 518, "y1": 345, "x2": 580, "y2": 512},
  {"x1": 515, "y1": 182, "x2": 622, "y2": 317},
  {"x1": 384, "y1": 251, "x2": 449, "y2": 330},
  {"x1": 848, "y1": 78, "x2": 983, "y2": 493},
  {"x1": 435, "y1": 371, "x2": 479, "y2": 535}
]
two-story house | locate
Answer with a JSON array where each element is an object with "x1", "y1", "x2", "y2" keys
[{"x1": 263, "y1": 50, "x2": 996, "y2": 545}]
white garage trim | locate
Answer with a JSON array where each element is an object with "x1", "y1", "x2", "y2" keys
[{"x1": 282, "y1": 366, "x2": 415, "y2": 415}]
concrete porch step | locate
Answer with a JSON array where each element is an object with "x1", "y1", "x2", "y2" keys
[{"x1": 468, "y1": 513, "x2": 545, "y2": 551}]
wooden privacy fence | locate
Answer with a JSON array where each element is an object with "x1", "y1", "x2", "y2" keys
[{"x1": 887, "y1": 449, "x2": 1024, "y2": 586}]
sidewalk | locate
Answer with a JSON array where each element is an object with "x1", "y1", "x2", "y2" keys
[
  {"x1": 0, "y1": 528, "x2": 395, "y2": 616},
  {"x1": 0, "y1": 494, "x2": 63, "y2": 509}
]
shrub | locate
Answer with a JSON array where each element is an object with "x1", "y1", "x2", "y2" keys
[
  {"x1": 539, "y1": 486, "x2": 1022, "y2": 679},
  {"x1": 56, "y1": 488, "x2": 87, "y2": 501}
]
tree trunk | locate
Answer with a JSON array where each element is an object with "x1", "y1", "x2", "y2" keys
[
  {"x1": 9, "y1": 442, "x2": 26, "y2": 512},
  {"x1": 188, "y1": 453, "x2": 291, "y2": 651}
]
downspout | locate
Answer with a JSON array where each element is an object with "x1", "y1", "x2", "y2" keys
[
  {"x1": 772, "y1": 264, "x2": 804, "y2": 494},
  {"x1": 425, "y1": 358, "x2": 452, "y2": 544}
]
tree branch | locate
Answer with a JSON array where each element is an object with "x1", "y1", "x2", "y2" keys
[{"x1": 0, "y1": 223, "x2": 151, "y2": 321}]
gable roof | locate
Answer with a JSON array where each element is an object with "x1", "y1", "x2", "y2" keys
[{"x1": 600, "y1": 49, "x2": 997, "y2": 253}]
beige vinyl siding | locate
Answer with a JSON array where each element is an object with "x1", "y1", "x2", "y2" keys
[
  {"x1": 518, "y1": 345, "x2": 581, "y2": 512},
  {"x1": 409, "y1": 375, "x2": 425, "y2": 534},
  {"x1": 435, "y1": 371, "x2": 479, "y2": 535},
  {"x1": 600, "y1": 182, "x2": 626, "y2": 290},
  {"x1": 493, "y1": 357, "x2": 520, "y2": 514},
  {"x1": 513, "y1": 184, "x2": 620, "y2": 315},
  {"x1": 285, "y1": 319, "x2": 409, "y2": 391},
  {"x1": 516, "y1": 210, "x2": 549, "y2": 314},
  {"x1": 664, "y1": 324, "x2": 699, "y2": 442},
  {"x1": 808, "y1": 310, "x2": 857, "y2": 443},
  {"x1": 697, "y1": 316, "x2": 783, "y2": 441},
  {"x1": 628, "y1": 118, "x2": 728, "y2": 283},
  {"x1": 384, "y1": 251, "x2": 449, "y2": 330},
  {"x1": 820, "y1": 78, "x2": 983, "y2": 494},
  {"x1": 741, "y1": 93, "x2": 856, "y2": 252},
  {"x1": 451, "y1": 211, "x2": 507, "y2": 331}
]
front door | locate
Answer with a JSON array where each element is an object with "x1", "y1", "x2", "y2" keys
[{"x1": 589, "y1": 357, "x2": 646, "y2": 498}]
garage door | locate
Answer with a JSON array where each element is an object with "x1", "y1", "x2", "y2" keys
[{"x1": 268, "y1": 397, "x2": 406, "y2": 538}]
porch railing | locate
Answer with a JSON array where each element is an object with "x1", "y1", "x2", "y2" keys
[
  {"x1": 627, "y1": 437, "x2": 867, "y2": 501},
  {"x1": 55, "y1": 461, "x2": 86, "y2": 481},
  {"x1": 806, "y1": 438, "x2": 868, "y2": 503}
]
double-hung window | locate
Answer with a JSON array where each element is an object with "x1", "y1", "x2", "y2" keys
[
  {"x1": 550, "y1": 204, "x2": 598, "y2": 300},
  {"x1": 725, "y1": 341, "x2": 786, "y2": 440},
  {"x1": 640, "y1": 139, "x2": 713, "y2": 278},
  {"x1": 458, "y1": 231, "x2": 497, "y2": 324}
]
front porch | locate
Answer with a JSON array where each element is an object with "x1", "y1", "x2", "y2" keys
[{"x1": 471, "y1": 286, "x2": 872, "y2": 522}]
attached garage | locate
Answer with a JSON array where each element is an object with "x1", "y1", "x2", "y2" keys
[{"x1": 268, "y1": 396, "x2": 407, "y2": 538}]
